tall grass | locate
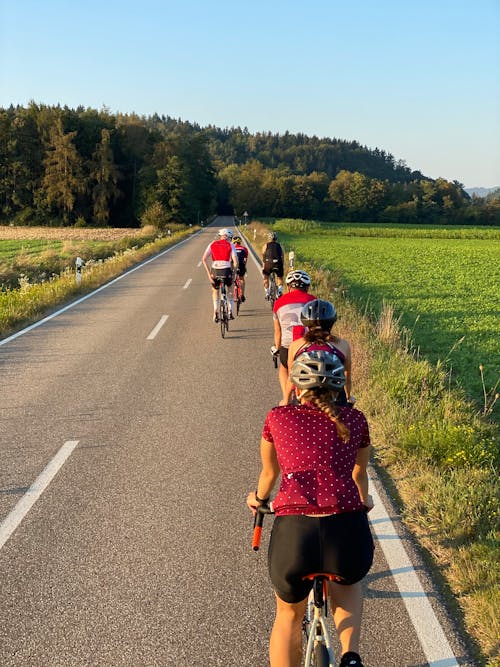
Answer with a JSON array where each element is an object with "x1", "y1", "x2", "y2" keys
[{"x1": 246, "y1": 221, "x2": 499, "y2": 666}]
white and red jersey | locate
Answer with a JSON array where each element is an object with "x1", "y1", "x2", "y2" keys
[
  {"x1": 202, "y1": 239, "x2": 237, "y2": 269},
  {"x1": 273, "y1": 289, "x2": 317, "y2": 347}
]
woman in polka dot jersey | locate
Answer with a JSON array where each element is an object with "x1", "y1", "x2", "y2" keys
[{"x1": 247, "y1": 350, "x2": 374, "y2": 667}]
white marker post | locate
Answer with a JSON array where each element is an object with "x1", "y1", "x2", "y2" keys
[
  {"x1": 289, "y1": 250, "x2": 295, "y2": 270},
  {"x1": 75, "y1": 257, "x2": 84, "y2": 285}
]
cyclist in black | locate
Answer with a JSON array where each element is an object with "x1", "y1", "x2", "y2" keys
[{"x1": 262, "y1": 232, "x2": 284, "y2": 300}]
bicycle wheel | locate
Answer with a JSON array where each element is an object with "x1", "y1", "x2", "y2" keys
[
  {"x1": 234, "y1": 281, "x2": 241, "y2": 315},
  {"x1": 269, "y1": 273, "x2": 277, "y2": 308},
  {"x1": 313, "y1": 642, "x2": 330, "y2": 667}
]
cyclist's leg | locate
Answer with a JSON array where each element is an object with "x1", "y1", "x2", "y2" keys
[
  {"x1": 276, "y1": 266, "x2": 284, "y2": 294},
  {"x1": 269, "y1": 594, "x2": 308, "y2": 667},
  {"x1": 278, "y1": 347, "x2": 289, "y2": 401},
  {"x1": 225, "y1": 271, "x2": 235, "y2": 318},
  {"x1": 328, "y1": 581, "x2": 363, "y2": 659},
  {"x1": 263, "y1": 264, "x2": 271, "y2": 297},
  {"x1": 210, "y1": 272, "x2": 221, "y2": 322}
]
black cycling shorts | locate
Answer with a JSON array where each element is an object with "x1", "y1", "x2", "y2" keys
[
  {"x1": 210, "y1": 268, "x2": 233, "y2": 288},
  {"x1": 268, "y1": 512, "x2": 374, "y2": 603},
  {"x1": 279, "y1": 346, "x2": 289, "y2": 368},
  {"x1": 262, "y1": 261, "x2": 284, "y2": 278},
  {"x1": 236, "y1": 264, "x2": 247, "y2": 277}
]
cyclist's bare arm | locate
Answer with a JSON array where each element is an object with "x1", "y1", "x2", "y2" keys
[
  {"x1": 352, "y1": 445, "x2": 373, "y2": 510},
  {"x1": 247, "y1": 437, "x2": 280, "y2": 514},
  {"x1": 273, "y1": 318, "x2": 281, "y2": 350},
  {"x1": 201, "y1": 247, "x2": 213, "y2": 281}
]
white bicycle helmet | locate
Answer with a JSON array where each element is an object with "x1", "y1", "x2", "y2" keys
[
  {"x1": 290, "y1": 350, "x2": 345, "y2": 392},
  {"x1": 285, "y1": 269, "x2": 311, "y2": 288},
  {"x1": 218, "y1": 228, "x2": 233, "y2": 239}
]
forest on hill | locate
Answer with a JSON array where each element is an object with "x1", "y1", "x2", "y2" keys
[{"x1": 1, "y1": 103, "x2": 499, "y2": 228}]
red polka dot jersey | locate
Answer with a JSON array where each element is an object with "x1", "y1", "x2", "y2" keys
[{"x1": 262, "y1": 403, "x2": 370, "y2": 516}]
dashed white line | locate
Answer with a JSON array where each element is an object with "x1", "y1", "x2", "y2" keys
[
  {"x1": 183, "y1": 278, "x2": 192, "y2": 289},
  {"x1": 0, "y1": 232, "x2": 201, "y2": 348},
  {"x1": 147, "y1": 315, "x2": 169, "y2": 340},
  {"x1": 369, "y1": 480, "x2": 459, "y2": 666},
  {"x1": 0, "y1": 440, "x2": 79, "y2": 551}
]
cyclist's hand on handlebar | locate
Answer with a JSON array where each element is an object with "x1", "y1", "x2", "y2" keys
[{"x1": 246, "y1": 491, "x2": 260, "y2": 515}]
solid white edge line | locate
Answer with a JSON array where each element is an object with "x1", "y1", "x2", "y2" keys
[
  {"x1": 183, "y1": 278, "x2": 192, "y2": 289},
  {"x1": 0, "y1": 232, "x2": 202, "y2": 348},
  {"x1": 369, "y1": 478, "x2": 459, "y2": 666},
  {"x1": 0, "y1": 440, "x2": 79, "y2": 551},
  {"x1": 147, "y1": 314, "x2": 169, "y2": 340}
]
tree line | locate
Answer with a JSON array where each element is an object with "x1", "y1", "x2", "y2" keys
[{"x1": 1, "y1": 103, "x2": 498, "y2": 227}]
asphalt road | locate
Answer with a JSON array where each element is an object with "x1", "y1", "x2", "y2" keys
[{"x1": 0, "y1": 218, "x2": 475, "y2": 666}]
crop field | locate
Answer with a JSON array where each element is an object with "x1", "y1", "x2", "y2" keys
[
  {"x1": 0, "y1": 226, "x2": 159, "y2": 290},
  {"x1": 274, "y1": 220, "x2": 500, "y2": 406},
  {"x1": 0, "y1": 226, "x2": 146, "y2": 242}
]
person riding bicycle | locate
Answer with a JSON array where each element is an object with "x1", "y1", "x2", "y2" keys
[
  {"x1": 262, "y1": 232, "x2": 284, "y2": 299},
  {"x1": 273, "y1": 270, "x2": 316, "y2": 402},
  {"x1": 202, "y1": 228, "x2": 238, "y2": 323},
  {"x1": 247, "y1": 350, "x2": 374, "y2": 667},
  {"x1": 281, "y1": 299, "x2": 353, "y2": 406},
  {"x1": 232, "y1": 235, "x2": 248, "y2": 302}
]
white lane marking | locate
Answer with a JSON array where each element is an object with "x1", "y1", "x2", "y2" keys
[
  {"x1": 0, "y1": 440, "x2": 79, "y2": 551},
  {"x1": 0, "y1": 232, "x2": 202, "y2": 348},
  {"x1": 183, "y1": 278, "x2": 192, "y2": 289},
  {"x1": 369, "y1": 481, "x2": 459, "y2": 666},
  {"x1": 146, "y1": 315, "x2": 169, "y2": 340}
]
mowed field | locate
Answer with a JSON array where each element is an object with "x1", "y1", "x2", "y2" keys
[{"x1": 274, "y1": 221, "x2": 500, "y2": 406}]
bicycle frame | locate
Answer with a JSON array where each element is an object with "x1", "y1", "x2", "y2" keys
[
  {"x1": 303, "y1": 576, "x2": 336, "y2": 666},
  {"x1": 252, "y1": 507, "x2": 337, "y2": 667},
  {"x1": 234, "y1": 274, "x2": 243, "y2": 315}
]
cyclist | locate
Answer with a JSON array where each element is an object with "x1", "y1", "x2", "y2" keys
[
  {"x1": 202, "y1": 228, "x2": 238, "y2": 323},
  {"x1": 247, "y1": 350, "x2": 374, "y2": 667},
  {"x1": 262, "y1": 231, "x2": 284, "y2": 299},
  {"x1": 282, "y1": 299, "x2": 353, "y2": 406},
  {"x1": 273, "y1": 270, "x2": 316, "y2": 402},
  {"x1": 232, "y1": 235, "x2": 248, "y2": 302}
]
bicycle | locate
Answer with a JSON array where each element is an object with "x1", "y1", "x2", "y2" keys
[
  {"x1": 252, "y1": 505, "x2": 337, "y2": 667},
  {"x1": 219, "y1": 283, "x2": 230, "y2": 338},
  {"x1": 268, "y1": 270, "x2": 279, "y2": 308},
  {"x1": 233, "y1": 273, "x2": 243, "y2": 315}
]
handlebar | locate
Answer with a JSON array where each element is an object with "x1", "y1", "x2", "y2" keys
[
  {"x1": 252, "y1": 503, "x2": 274, "y2": 551},
  {"x1": 270, "y1": 345, "x2": 279, "y2": 369}
]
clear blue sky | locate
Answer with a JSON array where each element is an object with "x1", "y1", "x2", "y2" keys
[{"x1": 1, "y1": 0, "x2": 499, "y2": 188}]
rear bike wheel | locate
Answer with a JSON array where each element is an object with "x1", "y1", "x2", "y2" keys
[
  {"x1": 234, "y1": 281, "x2": 241, "y2": 315},
  {"x1": 220, "y1": 301, "x2": 226, "y2": 338},
  {"x1": 269, "y1": 273, "x2": 277, "y2": 308},
  {"x1": 313, "y1": 642, "x2": 330, "y2": 667}
]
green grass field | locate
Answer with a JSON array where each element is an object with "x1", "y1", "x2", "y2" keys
[
  {"x1": 0, "y1": 239, "x2": 64, "y2": 261},
  {"x1": 274, "y1": 220, "x2": 500, "y2": 408}
]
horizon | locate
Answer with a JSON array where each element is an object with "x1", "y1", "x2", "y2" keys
[{"x1": 1, "y1": 0, "x2": 499, "y2": 189}]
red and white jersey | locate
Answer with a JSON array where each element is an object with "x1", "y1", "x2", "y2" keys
[
  {"x1": 273, "y1": 289, "x2": 316, "y2": 347},
  {"x1": 202, "y1": 239, "x2": 237, "y2": 269}
]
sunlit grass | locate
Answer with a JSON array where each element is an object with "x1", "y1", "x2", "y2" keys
[{"x1": 245, "y1": 219, "x2": 499, "y2": 665}]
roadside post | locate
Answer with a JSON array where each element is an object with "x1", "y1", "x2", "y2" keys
[
  {"x1": 288, "y1": 250, "x2": 295, "y2": 270},
  {"x1": 75, "y1": 257, "x2": 84, "y2": 285}
]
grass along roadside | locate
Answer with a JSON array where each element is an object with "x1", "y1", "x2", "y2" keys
[
  {"x1": 0, "y1": 226, "x2": 198, "y2": 340},
  {"x1": 244, "y1": 221, "x2": 499, "y2": 666}
]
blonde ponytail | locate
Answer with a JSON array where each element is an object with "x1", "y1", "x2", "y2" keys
[{"x1": 303, "y1": 389, "x2": 350, "y2": 442}]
